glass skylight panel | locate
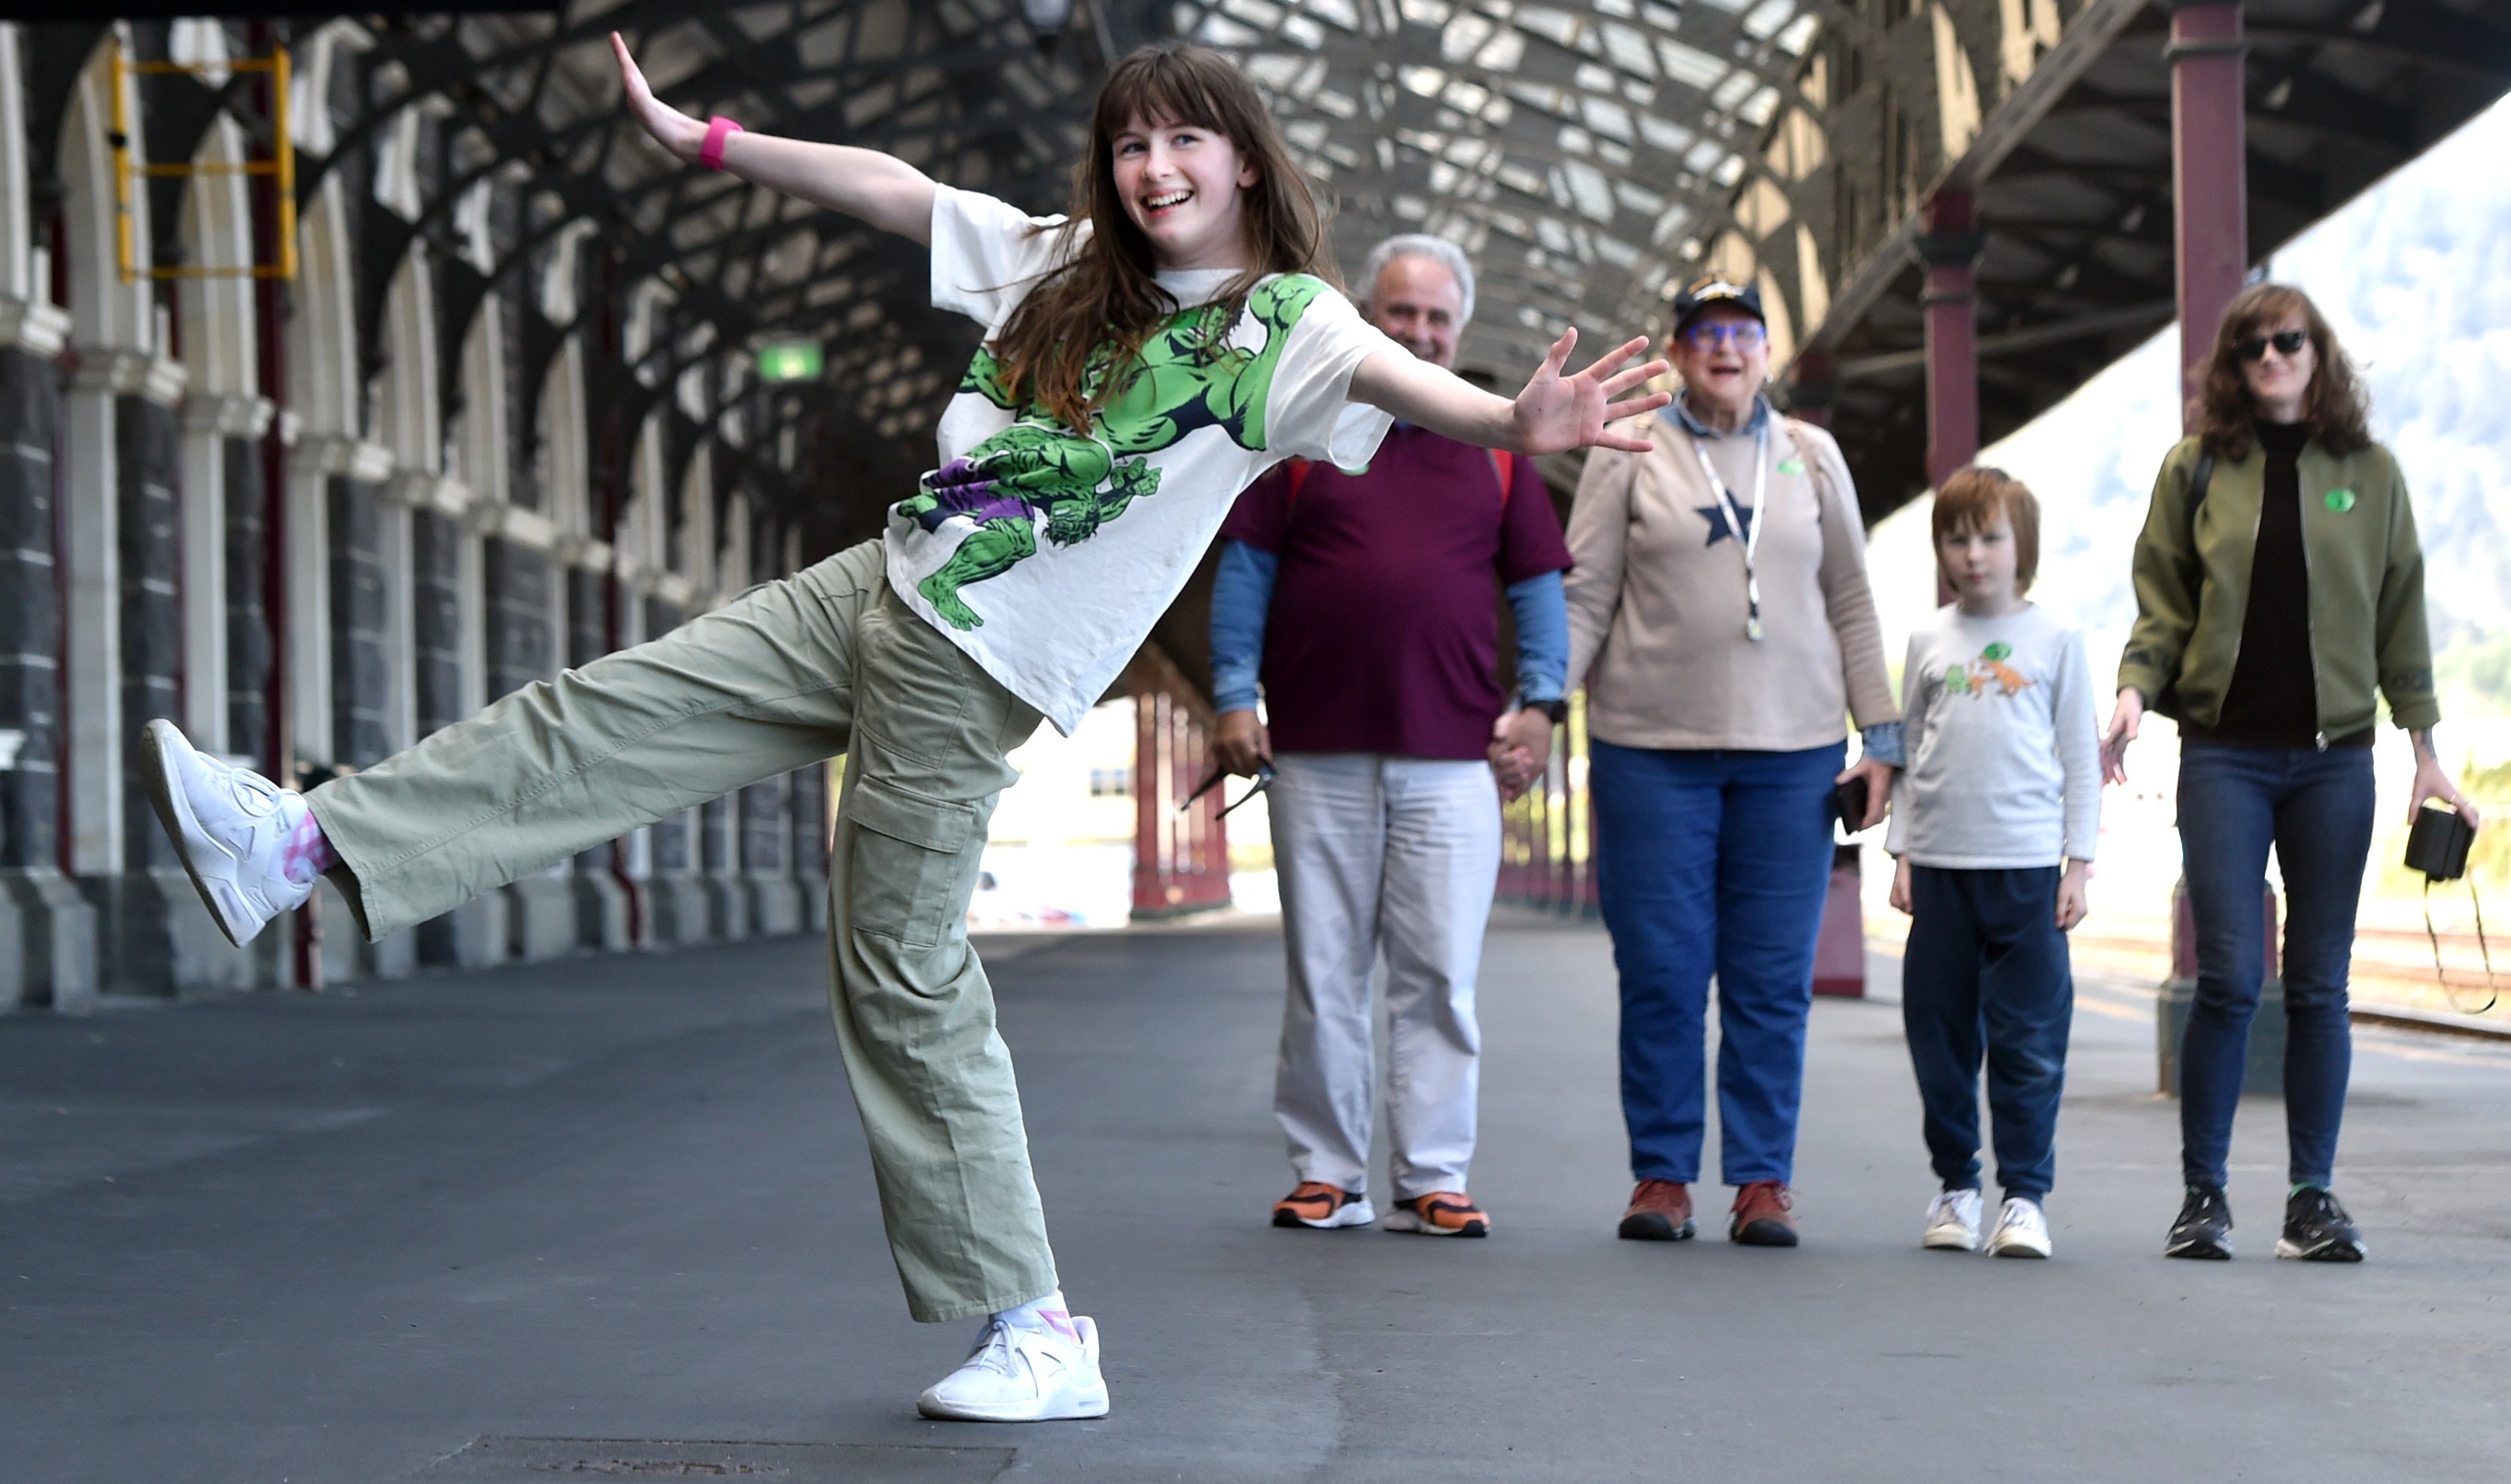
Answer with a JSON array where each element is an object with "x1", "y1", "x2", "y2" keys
[
  {"x1": 1741, "y1": 0, "x2": 1796, "y2": 41},
  {"x1": 1443, "y1": 11, "x2": 1497, "y2": 59},
  {"x1": 1655, "y1": 38, "x2": 1728, "y2": 90},
  {"x1": 1599, "y1": 21, "x2": 1657, "y2": 75}
]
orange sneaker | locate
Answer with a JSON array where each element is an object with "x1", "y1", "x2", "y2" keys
[
  {"x1": 1272, "y1": 1181, "x2": 1375, "y2": 1230},
  {"x1": 1729, "y1": 1180, "x2": 1799, "y2": 1246},
  {"x1": 1384, "y1": 1191, "x2": 1490, "y2": 1237},
  {"x1": 1618, "y1": 1179, "x2": 1696, "y2": 1241}
]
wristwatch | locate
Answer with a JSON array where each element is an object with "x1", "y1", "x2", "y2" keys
[{"x1": 1517, "y1": 696, "x2": 1568, "y2": 725}]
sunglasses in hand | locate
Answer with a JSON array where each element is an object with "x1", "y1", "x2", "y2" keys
[{"x1": 1181, "y1": 761, "x2": 1274, "y2": 820}]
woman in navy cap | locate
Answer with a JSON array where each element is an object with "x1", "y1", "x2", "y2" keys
[{"x1": 1509, "y1": 276, "x2": 1900, "y2": 1246}]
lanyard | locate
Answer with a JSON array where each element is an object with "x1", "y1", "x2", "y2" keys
[{"x1": 1691, "y1": 423, "x2": 1770, "y2": 642}]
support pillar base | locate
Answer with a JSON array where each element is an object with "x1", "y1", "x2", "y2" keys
[
  {"x1": 1810, "y1": 847, "x2": 1867, "y2": 998},
  {"x1": 0, "y1": 868, "x2": 99, "y2": 1009},
  {"x1": 87, "y1": 870, "x2": 260, "y2": 996},
  {"x1": 418, "y1": 895, "x2": 510, "y2": 969},
  {"x1": 702, "y1": 874, "x2": 753, "y2": 940},
  {"x1": 644, "y1": 874, "x2": 712, "y2": 947},
  {"x1": 0, "y1": 868, "x2": 99, "y2": 1012},
  {"x1": 504, "y1": 874, "x2": 580, "y2": 962},
  {"x1": 746, "y1": 874, "x2": 804, "y2": 936},
  {"x1": 573, "y1": 871, "x2": 633, "y2": 952}
]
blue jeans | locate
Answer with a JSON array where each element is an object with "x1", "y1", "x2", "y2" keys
[
  {"x1": 1591, "y1": 740, "x2": 1843, "y2": 1187},
  {"x1": 2175, "y1": 740, "x2": 2376, "y2": 1189},
  {"x1": 1901, "y1": 866, "x2": 2072, "y2": 1201}
]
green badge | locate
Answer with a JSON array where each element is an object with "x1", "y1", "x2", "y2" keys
[
  {"x1": 2325, "y1": 488, "x2": 2356, "y2": 512},
  {"x1": 1777, "y1": 457, "x2": 1806, "y2": 476}
]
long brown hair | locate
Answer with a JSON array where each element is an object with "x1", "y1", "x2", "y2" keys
[
  {"x1": 2191, "y1": 283, "x2": 2372, "y2": 461},
  {"x1": 990, "y1": 41, "x2": 1336, "y2": 433}
]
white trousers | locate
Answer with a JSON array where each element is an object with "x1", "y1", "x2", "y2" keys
[{"x1": 1270, "y1": 753, "x2": 1502, "y2": 1200}]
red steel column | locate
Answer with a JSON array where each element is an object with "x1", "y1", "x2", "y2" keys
[
  {"x1": 1916, "y1": 190, "x2": 1983, "y2": 491},
  {"x1": 2170, "y1": 2, "x2": 2248, "y2": 424},
  {"x1": 1787, "y1": 349, "x2": 1837, "y2": 431},
  {"x1": 1131, "y1": 693, "x2": 1163, "y2": 917}
]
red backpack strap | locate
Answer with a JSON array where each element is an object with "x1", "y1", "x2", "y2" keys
[
  {"x1": 1283, "y1": 458, "x2": 1313, "y2": 510},
  {"x1": 1490, "y1": 449, "x2": 1514, "y2": 509}
]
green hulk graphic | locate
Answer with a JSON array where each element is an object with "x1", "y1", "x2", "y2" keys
[{"x1": 896, "y1": 275, "x2": 1329, "y2": 629}]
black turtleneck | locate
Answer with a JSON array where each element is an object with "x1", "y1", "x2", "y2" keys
[{"x1": 2193, "y1": 420, "x2": 2367, "y2": 748}]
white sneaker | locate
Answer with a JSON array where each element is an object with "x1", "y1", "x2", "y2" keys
[
  {"x1": 916, "y1": 1315, "x2": 1109, "y2": 1422},
  {"x1": 1922, "y1": 1188, "x2": 1983, "y2": 1251},
  {"x1": 139, "y1": 719, "x2": 316, "y2": 947},
  {"x1": 1987, "y1": 1197, "x2": 2053, "y2": 1259}
]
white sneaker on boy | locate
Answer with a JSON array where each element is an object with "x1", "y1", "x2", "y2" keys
[
  {"x1": 1921, "y1": 1188, "x2": 1983, "y2": 1251},
  {"x1": 1986, "y1": 1196, "x2": 2053, "y2": 1259},
  {"x1": 138, "y1": 719, "x2": 318, "y2": 947},
  {"x1": 916, "y1": 1315, "x2": 1109, "y2": 1422}
]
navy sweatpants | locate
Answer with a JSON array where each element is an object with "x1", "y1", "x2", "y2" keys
[{"x1": 1901, "y1": 865, "x2": 2072, "y2": 1200}]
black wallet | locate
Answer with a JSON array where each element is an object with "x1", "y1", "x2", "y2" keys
[
  {"x1": 2405, "y1": 804, "x2": 2475, "y2": 882},
  {"x1": 1831, "y1": 776, "x2": 1871, "y2": 832}
]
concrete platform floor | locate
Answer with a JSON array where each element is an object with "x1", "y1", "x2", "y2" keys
[{"x1": 3, "y1": 916, "x2": 2506, "y2": 1482}]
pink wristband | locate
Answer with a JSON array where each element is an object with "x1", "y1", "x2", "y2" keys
[{"x1": 700, "y1": 116, "x2": 743, "y2": 172}]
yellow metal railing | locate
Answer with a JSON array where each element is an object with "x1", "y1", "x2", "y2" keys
[{"x1": 109, "y1": 41, "x2": 296, "y2": 281}]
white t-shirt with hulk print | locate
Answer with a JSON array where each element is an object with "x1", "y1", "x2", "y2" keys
[{"x1": 886, "y1": 184, "x2": 1400, "y2": 734}]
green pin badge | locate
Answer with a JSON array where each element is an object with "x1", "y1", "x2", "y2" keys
[
  {"x1": 1777, "y1": 457, "x2": 1806, "y2": 476},
  {"x1": 2325, "y1": 488, "x2": 2356, "y2": 512}
]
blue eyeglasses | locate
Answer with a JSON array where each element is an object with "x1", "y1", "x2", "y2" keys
[{"x1": 1680, "y1": 321, "x2": 1767, "y2": 351}]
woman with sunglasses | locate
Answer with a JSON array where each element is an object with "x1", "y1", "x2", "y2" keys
[
  {"x1": 1529, "y1": 277, "x2": 1899, "y2": 1247},
  {"x1": 2106, "y1": 283, "x2": 2480, "y2": 1263}
]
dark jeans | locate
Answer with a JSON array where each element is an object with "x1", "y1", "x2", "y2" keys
[
  {"x1": 2175, "y1": 740, "x2": 2376, "y2": 1189},
  {"x1": 1901, "y1": 865, "x2": 2072, "y2": 1201},
  {"x1": 1591, "y1": 740, "x2": 1842, "y2": 1187}
]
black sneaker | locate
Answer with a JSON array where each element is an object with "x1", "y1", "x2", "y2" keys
[
  {"x1": 2276, "y1": 1186, "x2": 2366, "y2": 1262},
  {"x1": 2165, "y1": 1184, "x2": 2233, "y2": 1260}
]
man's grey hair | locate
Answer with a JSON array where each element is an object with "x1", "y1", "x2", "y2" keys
[{"x1": 1358, "y1": 233, "x2": 1476, "y2": 326}]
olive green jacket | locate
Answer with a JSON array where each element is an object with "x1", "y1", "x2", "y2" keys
[{"x1": 2117, "y1": 434, "x2": 2438, "y2": 737}]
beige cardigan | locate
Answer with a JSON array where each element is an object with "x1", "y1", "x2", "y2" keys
[{"x1": 1563, "y1": 410, "x2": 1898, "y2": 750}]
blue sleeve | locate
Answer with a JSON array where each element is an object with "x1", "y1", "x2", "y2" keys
[
  {"x1": 1861, "y1": 720, "x2": 1907, "y2": 767},
  {"x1": 1504, "y1": 570, "x2": 1569, "y2": 704},
  {"x1": 1210, "y1": 540, "x2": 1278, "y2": 714}
]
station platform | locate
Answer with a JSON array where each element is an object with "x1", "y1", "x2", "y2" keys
[{"x1": 4, "y1": 915, "x2": 2506, "y2": 1482}]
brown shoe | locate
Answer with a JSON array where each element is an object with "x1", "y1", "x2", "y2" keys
[
  {"x1": 1386, "y1": 1191, "x2": 1490, "y2": 1237},
  {"x1": 1272, "y1": 1181, "x2": 1374, "y2": 1230},
  {"x1": 1618, "y1": 1179, "x2": 1696, "y2": 1241},
  {"x1": 1729, "y1": 1180, "x2": 1798, "y2": 1246}
]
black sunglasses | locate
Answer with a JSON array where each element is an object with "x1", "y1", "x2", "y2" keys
[
  {"x1": 1182, "y1": 761, "x2": 1274, "y2": 820},
  {"x1": 2235, "y1": 329, "x2": 2309, "y2": 362}
]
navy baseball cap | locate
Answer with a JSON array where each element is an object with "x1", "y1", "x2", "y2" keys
[{"x1": 1670, "y1": 275, "x2": 1764, "y2": 333}]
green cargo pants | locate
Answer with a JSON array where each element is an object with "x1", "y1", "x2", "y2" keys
[{"x1": 308, "y1": 538, "x2": 1056, "y2": 1322}]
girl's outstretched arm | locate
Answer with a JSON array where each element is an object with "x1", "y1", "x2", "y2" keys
[
  {"x1": 613, "y1": 33, "x2": 937, "y2": 245},
  {"x1": 1348, "y1": 329, "x2": 1669, "y2": 455}
]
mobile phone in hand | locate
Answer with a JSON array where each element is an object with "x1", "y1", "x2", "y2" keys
[{"x1": 1831, "y1": 776, "x2": 1870, "y2": 832}]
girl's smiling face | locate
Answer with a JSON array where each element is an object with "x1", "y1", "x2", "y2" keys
[{"x1": 1112, "y1": 113, "x2": 1259, "y2": 272}]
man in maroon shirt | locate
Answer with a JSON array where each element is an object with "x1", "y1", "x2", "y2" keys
[{"x1": 1209, "y1": 236, "x2": 1572, "y2": 1239}]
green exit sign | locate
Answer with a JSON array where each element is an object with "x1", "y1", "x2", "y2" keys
[{"x1": 756, "y1": 341, "x2": 823, "y2": 382}]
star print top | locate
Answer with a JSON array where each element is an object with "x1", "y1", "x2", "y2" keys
[
  {"x1": 1561, "y1": 406, "x2": 1897, "y2": 750},
  {"x1": 887, "y1": 186, "x2": 1402, "y2": 734},
  {"x1": 1886, "y1": 604, "x2": 2102, "y2": 868}
]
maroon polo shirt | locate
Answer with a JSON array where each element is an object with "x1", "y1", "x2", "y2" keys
[{"x1": 1219, "y1": 424, "x2": 1572, "y2": 760}]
